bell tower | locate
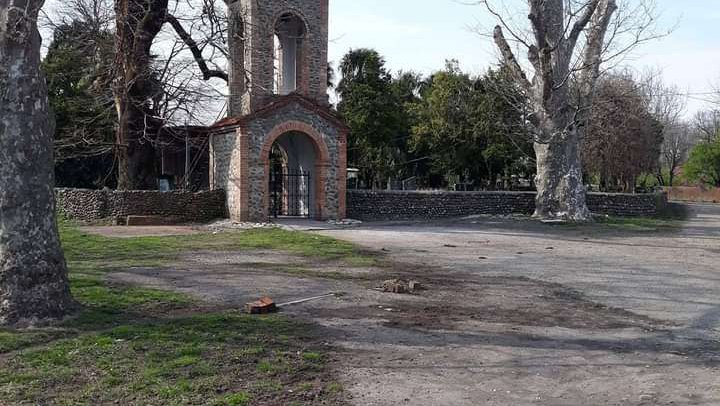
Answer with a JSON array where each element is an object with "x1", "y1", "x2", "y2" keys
[
  {"x1": 211, "y1": 0, "x2": 346, "y2": 223},
  {"x1": 227, "y1": 0, "x2": 330, "y2": 116}
]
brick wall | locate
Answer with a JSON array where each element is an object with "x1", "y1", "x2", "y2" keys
[
  {"x1": 55, "y1": 189, "x2": 227, "y2": 223},
  {"x1": 347, "y1": 190, "x2": 667, "y2": 221}
]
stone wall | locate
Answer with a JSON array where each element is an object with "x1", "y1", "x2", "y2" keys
[
  {"x1": 55, "y1": 189, "x2": 227, "y2": 223},
  {"x1": 347, "y1": 190, "x2": 667, "y2": 221},
  {"x1": 211, "y1": 98, "x2": 346, "y2": 222},
  {"x1": 586, "y1": 192, "x2": 667, "y2": 217}
]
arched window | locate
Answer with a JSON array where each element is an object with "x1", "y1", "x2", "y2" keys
[{"x1": 274, "y1": 13, "x2": 305, "y2": 95}]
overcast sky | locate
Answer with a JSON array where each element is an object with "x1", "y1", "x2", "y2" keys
[{"x1": 328, "y1": 0, "x2": 720, "y2": 116}]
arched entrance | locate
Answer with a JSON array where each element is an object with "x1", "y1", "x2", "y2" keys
[
  {"x1": 261, "y1": 121, "x2": 331, "y2": 220},
  {"x1": 268, "y1": 132, "x2": 316, "y2": 217}
]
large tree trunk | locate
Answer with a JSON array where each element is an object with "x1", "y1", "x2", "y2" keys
[
  {"x1": 113, "y1": 0, "x2": 168, "y2": 190},
  {"x1": 491, "y1": 0, "x2": 618, "y2": 222},
  {"x1": 0, "y1": 0, "x2": 76, "y2": 325},
  {"x1": 115, "y1": 93, "x2": 159, "y2": 190},
  {"x1": 534, "y1": 130, "x2": 590, "y2": 220}
]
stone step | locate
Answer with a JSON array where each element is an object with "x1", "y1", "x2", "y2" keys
[{"x1": 125, "y1": 215, "x2": 180, "y2": 226}]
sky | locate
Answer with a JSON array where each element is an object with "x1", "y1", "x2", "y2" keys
[
  {"x1": 40, "y1": 0, "x2": 719, "y2": 119},
  {"x1": 327, "y1": 0, "x2": 720, "y2": 116}
]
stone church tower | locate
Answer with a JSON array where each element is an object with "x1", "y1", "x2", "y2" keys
[{"x1": 210, "y1": 0, "x2": 347, "y2": 222}]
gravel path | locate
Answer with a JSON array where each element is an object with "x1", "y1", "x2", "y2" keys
[
  {"x1": 318, "y1": 203, "x2": 720, "y2": 406},
  {"x1": 105, "y1": 204, "x2": 720, "y2": 405}
]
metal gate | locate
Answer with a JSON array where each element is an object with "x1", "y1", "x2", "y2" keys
[{"x1": 269, "y1": 169, "x2": 311, "y2": 218}]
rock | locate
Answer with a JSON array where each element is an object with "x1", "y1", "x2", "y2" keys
[
  {"x1": 381, "y1": 279, "x2": 423, "y2": 294},
  {"x1": 327, "y1": 218, "x2": 363, "y2": 226},
  {"x1": 205, "y1": 219, "x2": 278, "y2": 232},
  {"x1": 408, "y1": 280, "x2": 423, "y2": 292}
]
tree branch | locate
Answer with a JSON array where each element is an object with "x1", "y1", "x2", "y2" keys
[
  {"x1": 493, "y1": 25, "x2": 531, "y2": 91},
  {"x1": 567, "y1": 0, "x2": 601, "y2": 51},
  {"x1": 166, "y1": 13, "x2": 228, "y2": 82},
  {"x1": 579, "y1": 0, "x2": 618, "y2": 102}
]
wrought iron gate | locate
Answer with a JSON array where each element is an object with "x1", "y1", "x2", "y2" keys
[{"x1": 269, "y1": 169, "x2": 311, "y2": 218}]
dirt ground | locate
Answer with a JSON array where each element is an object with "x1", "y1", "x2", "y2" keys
[{"x1": 102, "y1": 203, "x2": 720, "y2": 406}]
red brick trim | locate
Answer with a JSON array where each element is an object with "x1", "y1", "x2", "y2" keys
[
  {"x1": 337, "y1": 127, "x2": 348, "y2": 219},
  {"x1": 260, "y1": 121, "x2": 331, "y2": 220},
  {"x1": 212, "y1": 94, "x2": 347, "y2": 131},
  {"x1": 232, "y1": 125, "x2": 251, "y2": 221}
]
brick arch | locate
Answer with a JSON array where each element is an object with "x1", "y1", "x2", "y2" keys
[{"x1": 260, "y1": 121, "x2": 331, "y2": 219}]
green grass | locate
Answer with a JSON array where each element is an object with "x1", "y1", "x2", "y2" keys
[
  {"x1": 0, "y1": 222, "x2": 356, "y2": 405},
  {"x1": 0, "y1": 313, "x2": 340, "y2": 405},
  {"x1": 59, "y1": 221, "x2": 376, "y2": 269},
  {"x1": 594, "y1": 203, "x2": 689, "y2": 232},
  {"x1": 595, "y1": 216, "x2": 684, "y2": 232}
]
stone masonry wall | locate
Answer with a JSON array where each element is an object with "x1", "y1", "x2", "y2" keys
[
  {"x1": 55, "y1": 189, "x2": 227, "y2": 223},
  {"x1": 211, "y1": 99, "x2": 345, "y2": 222},
  {"x1": 244, "y1": 103, "x2": 342, "y2": 220},
  {"x1": 347, "y1": 190, "x2": 667, "y2": 221}
]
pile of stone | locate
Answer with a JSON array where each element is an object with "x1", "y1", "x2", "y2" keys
[
  {"x1": 327, "y1": 218, "x2": 363, "y2": 226},
  {"x1": 205, "y1": 219, "x2": 278, "y2": 233},
  {"x1": 381, "y1": 279, "x2": 423, "y2": 294}
]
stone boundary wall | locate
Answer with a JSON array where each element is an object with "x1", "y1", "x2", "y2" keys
[
  {"x1": 347, "y1": 190, "x2": 667, "y2": 221},
  {"x1": 55, "y1": 189, "x2": 227, "y2": 223},
  {"x1": 664, "y1": 187, "x2": 720, "y2": 203}
]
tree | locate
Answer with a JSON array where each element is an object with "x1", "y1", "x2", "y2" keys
[
  {"x1": 113, "y1": 0, "x2": 228, "y2": 189},
  {"x1": 484, "y1": 0, "x2": 659, "y2": 220},
  {"x1": 694, "y1": 109, "x2": 720, "y2": 144},
  {"x1": 684, "y1": 139, "x2": 720, "y2": 187},
  {"x1": 0, "y1": 0, "x2": 75, "y2": 324},
  {"x1": 410, "y1": 61, "x2": 532, "y2": 188},
  {"x1": 642, "y1": 70, "x2": 688, "y2": 186},
  {"x1": 658, "y1": 122, "x2": 693, "y2": 187},
  {"x1": 389, "y1": 70, "x2": 423, "y2": 184},
  {"x1": 113, "y1": 0, "x2": 170, "y2": 189},
  {"x1": 411, "y1": 61, "x2": 480, "y2": 186},
  {"x1": 582, "y1": 73, "x2": 663, "y2": 192},
  {"x1": 337, "y1": 49, "x2": 404, "y2": 189},
  {"x1": 42, "y1": 20, "x2": 117, "y2": 188}
]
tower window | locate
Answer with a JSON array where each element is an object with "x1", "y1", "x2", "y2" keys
[{"x1": 274, "y1": 13, "x2": 305, "y2": 95}]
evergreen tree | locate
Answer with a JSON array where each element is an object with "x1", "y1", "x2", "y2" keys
[
  {"x1": 410, "y1": 62, "x2": 532, "y2": 189},
  {"x1": 337, "y1": 49, "x2": 404, "y2": 189},
  {"x1": 42, "y1": 20, "x2": 116, "y2": 188}
]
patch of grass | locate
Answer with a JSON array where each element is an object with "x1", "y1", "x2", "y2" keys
[
  {"x1": 325, "y1": 382, "x2": 344, "y2": 394},
  {"x1": 595, "y1": 215, "x2": 684, "y2": 232},
  {"x1": 0, "y1": 222, "x2": 350, "y2": 405},
  {"x1": 0, "y1": 330, "x2": 71, "y2": 353},
  {"x1": 218, "y1": 391, "x2": 252, "y2": 406},
  {"x1": 0, "y1": 311, "x2": 343, "y2": 405},
  {"x1": 59, "y1": 221, "x2": 376, "y2": 271},
  {"x1": 302, "y1": 351, "x2": 323, "y2": 362}
]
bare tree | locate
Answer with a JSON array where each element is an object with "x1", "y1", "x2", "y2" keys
[
  {"x1": 0, "y1": 0, "x2": 75, "y2": 325},
  {"x1": 658, "y1": 122, "x2": 693, "y2": 186},
  {"x1": 481, "y1": 0, "x2": 661, "y2": 220},
  {"x1": 113, "y1": 0, "x2": 229, "y2": 189},
  {"x1": 641, "y1": 69, "x2": 688, "y2": 186},
  {"x1": 694, "y1": 109, "x2": 720, "y2": 144},
  {"x1": 583, "y1": 72, "x2": 663, "y2": 192}
]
